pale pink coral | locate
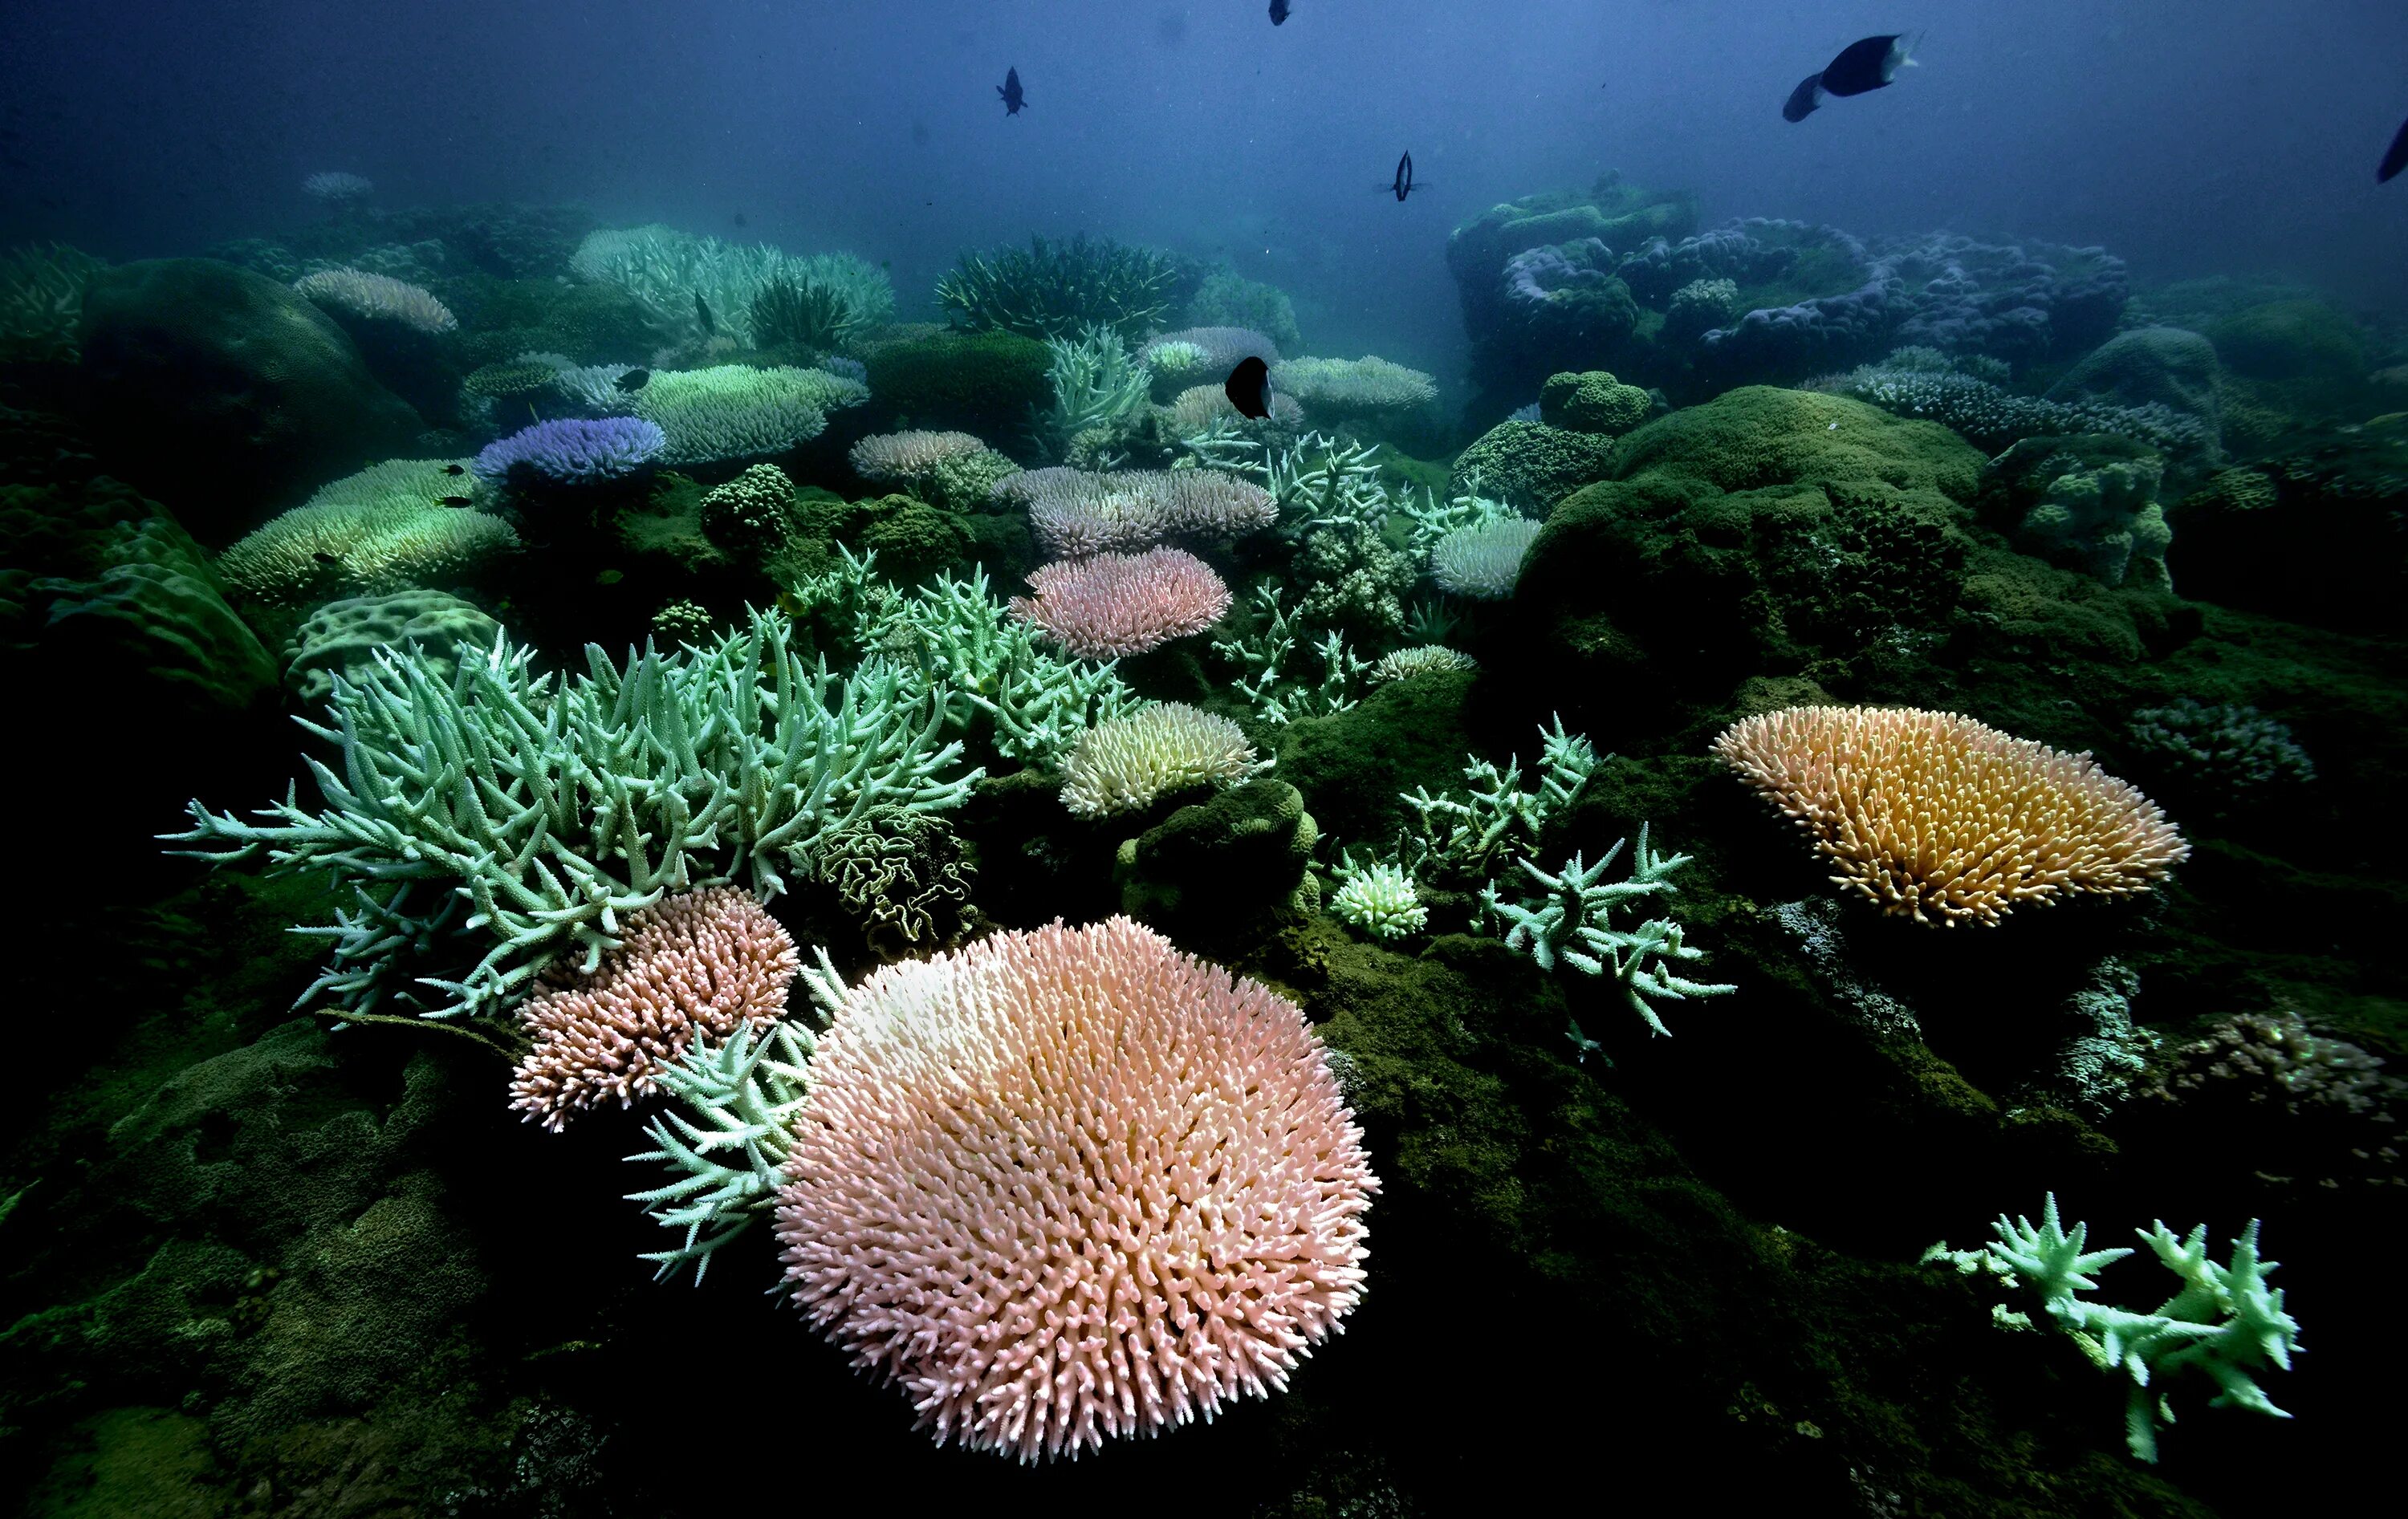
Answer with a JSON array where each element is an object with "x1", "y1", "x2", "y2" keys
[
  {"x1": 1007, "y1": 546, "x2": 1231, "y2": 658},
  {"x1": 509, "y1": 886, "x2": 799, "y2": 1129},
  {"x1": 994, "y1": 466, "x2": 1275, "y2": 556},
  {"x1": 775, "y1": 916, "x2": 1377, "y2": 1463}
]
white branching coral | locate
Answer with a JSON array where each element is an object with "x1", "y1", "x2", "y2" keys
[
  {"x1": 1430, "y1": 515, "x2": 1540, "y2": 599},
  {"x1": 1330, "y1": 851, "x2": 1427, "y2": 939},
  {"x1": 773, "y1": 916, "x2": 1377, "y2": 1462},
  {"x1": 294, "y1": 267, "x2": 458, "y2": 334},
  {"x1": 1059, "y1": 702, "x2": 1262, "y2": 818},
  {"x1": 1368, "y1": 644, "x2": 1478, "y2": 684},
  {"x1": 216, "y1": 499, "x2": 518, "y2": 605},
  {"x1": 1271, "y1": 355, "x2": 1439, "y2": 418}
]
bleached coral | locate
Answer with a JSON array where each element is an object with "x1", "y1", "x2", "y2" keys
[
  {"x1": 1430, "y1": 515, "x2": 1540, "y2": 600},
  {"x1": 1271, "y1": 355, "x2": 1438, "y2": 419},
  {"x1": 628, "y1": 364, "x2": 858, "y2": 464},
  {"x1": 773, "y1": 917, "x2": 1375, "y2": 1461},
  {"x1": 294, "y1": 266, "x2": 458, "y2": 334},
  {"x1": 1329, "y1": 851, "x2": 1427, "y2": 939},
  {"x1": 1059, "y1": 703, "x2": 1263, "y2": 818},
  {"x1": 216, "y1": 499, "x2": 517, "y2": 605},
  {"x1": 997, "y1": 465, "x2": 1275, "y2": 556},
  {"x1": 1009, "y1": 547, "x2": 1231, "y2": 660},
  {"x1": 1368, "y1": 644, "x2": 1478, "y2": 684}
]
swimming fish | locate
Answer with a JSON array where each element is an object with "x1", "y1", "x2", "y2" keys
[
  {"x1": 2382, "y1": 112, "x2": 2408, "y2": 183},
  {"x1": 616, "y1": 368, "x2": 650, "y2": 392},
  {"x1": 732, "y1": 211, "x2": 748, "y2": 227},
  {"x1": 311, "y1": 550, "x2": 340, "y2": 565},
  {"x1": 1381, "y1": 151, "x2": 1423, "y2": 201},
  {"x1": 1269, "y1": 0, "x2": 1291, "y2": 24},
  {"x1": 441, "y1": 463, "x2": 465, "y2": 475},
  {"x1": 1225, "y1": 355, "x2": 1271, "y2": 420},
  {"x1": 438, "y1": 495, "x2": 474, "y2": 506},
  {"x1": 1784, "y1": 33, "x2": 1919, "y2": 122},
  {"x1": 998, "y1": 67, "x2": 1026, "y2": 116},
  {"x1": 694, "y1": 293, "x2": 714, "y2": 336}
]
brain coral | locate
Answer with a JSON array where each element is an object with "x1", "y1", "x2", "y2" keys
[
  {"x1": 773, "y1": 915, "x2": 1376, "y2": 1461},
  {"x1": 1712, "y1": 705, "x2": 2189, "y2": 926}
]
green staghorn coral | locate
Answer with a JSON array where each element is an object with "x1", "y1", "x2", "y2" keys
[
  {"x1": 1926, "y1": 1196, "x2": 2305, "y2": 1464},
  {"x1": 165, "y1": 610, "x2": 982, "y2": 1021},
  {"x1": 624, "y1": 1016, "x2": 820, "y2": 1282}
]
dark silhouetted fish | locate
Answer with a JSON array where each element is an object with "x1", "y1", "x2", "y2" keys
[
  {"x1": 998, "y1": 67, "x2": 1026, "y2": 116},
  {"x1": 1784, "y1": 33, "x2": 1918, "y2": 122},
  {"x1": 616, "y1": 368, "x2": 650, "y2": 392},
  {"x1": 441, "y1": 463, "x2": 466, "y2": 475},
  {"x1": 1379, "y1": 150, "x2": 1425, "y2": 201},
  {"x1": 694, "y1": 294, "x2": 714, "y2": 336},
  {"x1": 1225, "y1": 356, "x2": 1271, "y2": 420},
  {"x1": 2382, "y1": 112, "x2": 2408, "y2": 183},
  {"x1": 1269, "y1": 0, "x2": 1291, "y2": 24},
  {"x1": 312, "y1": 551, "x2": 340, "y2": 565},
  {"x1": 438, "y1": 495, "x2": 474, "y2": 507},
  {"x1": 733, "y1": 211, "x2": 747, "y2": 226}
]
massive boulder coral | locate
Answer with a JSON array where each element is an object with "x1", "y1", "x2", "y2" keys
[{"x1": 76, "y1": 258, "x2": 423, "y2": 542}]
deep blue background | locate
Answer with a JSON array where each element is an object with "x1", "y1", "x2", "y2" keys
[{"x1": 5, "y1": 0, "x2": 2403, "y2": 376}]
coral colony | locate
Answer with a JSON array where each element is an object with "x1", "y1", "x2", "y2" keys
[{"x1": 10, "y1": 70, "x2": 2401, "y2": 1502}]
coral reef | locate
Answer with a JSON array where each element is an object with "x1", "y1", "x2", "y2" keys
[
  {"x1": 773, "y1": 917, "x2": 1377, "y2": 1461},
  {"x1": 1430, "y1": 514, "x2": 1540, "y2": 599},
  {"x1": 1449, "y1": 418, "x2": 1618, "y2": 511},
  {"x1": 1007, "y1": 546, "x2": 1231, "y2": 658},
  {"x1": 1330, "y1": 851, "x2": 1427, "y2": 939},
  {"x1": 1990, "y1": 437, "x2": 2173, "y2": 589},
  {"x1": 2125, "y1": 698, "x2": 2315, "y2": 802},
  {"x1": 215, "y1": 498, "x2": 517, "y2": 605},
  {"x1": 472, "y1": 416, "x2": 665, "y2": 483},
  {"x1": 1714, "y1": 705, "x2": 2190, "y2": 925},
  {"x1": 1271, "y1": 355, "x2": 1439, "y2": 420},
  {"x1": 812, "y1": 808, "x2": 976, "y2": 955},
  {"x1": 935, "y1": 234, "x2": 1178, "y2": 342},
  {"x1": 76, "y1": 259, "x2": 423, "y2": 539},
  {"x1": 627, "y1": 364, "x2": 858, "y2": 464},
  {"x1": 1182, "y1": 266, "x2": 1302, "y2": 354},
  {"x1": 1060, "y1": 702, "x2": 1262, "y2": 818},
  {"x1": 996, "y1": 464, "x2": 1275, "y2": 556},
  {"x1": 510, "y1": 886, "x2": 799, "y2": 1129},
  {"x1": 857, "y1": 326, "x2": 1052, "y2": 437},
  {"x1": 569, "y1": 225, "x2": 893, "y2": 346},
  {"x1": 695, "y1": 461, "x2": 799, "y2": 550},
  {"x1": 282, "y1": 588, "x2": 501, "y2": 703},
  {"x1": 1539, "y1": 368, "x2": 1653, "y2": 434},
  {"x1": 1367, "y1": 643, "x2": 1477, "y2": 684},
  {"x1": 292, "y1": 267, "x2": 458, "y2": 334}
]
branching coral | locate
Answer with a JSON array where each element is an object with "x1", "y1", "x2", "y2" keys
[
  {"x1": 294, "y1": 267, "x2": 458, "y2": 335},
  {"x1": 1837, "y1": 364, "x2": 2211, "y2": 458},
  {"x1": 628, "y1": 364, "x2": 859, "y2": 464},
  {"x1": 1367, "y1": 644, "x2": 1478, "y2": 684},
  {"x1": 571, "y1": 225, "x2": 893, "y2": 345},
  {"x1": 996, "y1": 465, "x2": 1275, "y2": 556},
  {"x1": 1042, "y1": 323, "x2": 1153, "y2": 442},
  {"x1": 1329, "y1": 851, "x2": 1427, "y2": 939},
  {"x1": 749, "y1": 274, "x2": 866, "y2": 352},
  {"x1": 1210, "y1": 582, "x2": 1369, "y2": 727},
  {"x1": 2126, "y1": 699, "x2": 2315, "y2": 800},
  {"x1": 166, "y1": 611, "x2": 981, "y2": 1020},
  {"x1": 773, "y1": 916, "x2": 1375, "y2": 1461},
  {"x1": 216, "y1": 500, "x2": 518, "y2": 605},
  {"x1": 937, "y1": 234, "x2": 1179, "y2": 343},
  {"x1": 1403, "y1": 716, "x2": 1599, "y2": 877},
  {"x1": 1271, "y1": 355, "x2": 1438, "y2": 420},
  {"x1": 1926, "y1": 1196, "x2": 2304, "y2": 1463},
  {"x1": 1060, "y1": 703, "x2": 1263, "y2": 818},
  {"x1": 509, "y1": 885, "x2": 799, "y2": 1131},
  {"x1": 624, "y1": 1016, "x2": 819, "y2": 1281},
  {"x1": 1479, "y1": 825, "x2": 1736, "y2": 1041},
  {"x1": 1007, "y1": 547, "x2": 1231, "y2": 659},
  {"x1": 473, "y1": 416, "x2": 665, "y2": 483},
  {"x1": 1430, "y1": 515, "x2": 1540, "y2": 599},
  {"x1": 1713, "y1": 705, "x2": 2190, "y2": 925}
]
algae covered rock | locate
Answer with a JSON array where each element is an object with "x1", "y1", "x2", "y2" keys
[
  {"x1": 1115, "y1": 778, "x2": 1318, "y2": 956},
  {"x1": 2046, "y1": 327, "x2": 2222, "y2": 458},
  {"x1": 76, "y1": 258, "x2": 424, "y2": 542},
  {"x1": 1450, "y1": 418, "x2": 1620, "y2": 513},
  {"x1": 1539, "y1": 368, "x2": 1653, "y2": 435},
  {"x1": 858, "y1": 326, "x2": 1051, "y2": 439}
]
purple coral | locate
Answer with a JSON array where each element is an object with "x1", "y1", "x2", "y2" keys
[{"x1": 473, "y1": 416, "x2": 666, "y2": 484}]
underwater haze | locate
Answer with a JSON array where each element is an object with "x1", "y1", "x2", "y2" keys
[{"x1": 2, "y1": 0, "x2": 2404, "y2": 1513}]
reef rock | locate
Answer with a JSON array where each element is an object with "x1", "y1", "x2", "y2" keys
[{"x1": 76, "y1": 259, "x2": 423, "y2": 543}]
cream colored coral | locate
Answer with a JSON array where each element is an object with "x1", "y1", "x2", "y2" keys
[
  {"x1": 1059, "y1": 701, "x2": 1259, "y2": 818},
  {"x1": 1711, "y1": 705, "x2": 2189, "y2": 926},
  {"x1": 774, "y1": 916, "x2": 1377, "y2": 1461}
]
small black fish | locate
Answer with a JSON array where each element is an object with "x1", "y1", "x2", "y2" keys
[
  {"x1": 1380, "y1": 150, "x2": 1425, "y2": 201},
  {"x1": 441, "y1": 462, "x2": 465, "y2": 475},
  {"x1": 438, "y1": 494, "x2": 474, "y2": 506},
  {"x1": 732, "y1": 211, "x2": 748, "y2": 227},
  {"x1": 1269, "y1": 0, "x2": 1291, "y2": 24},
  {"x1": 694, "y1": 293, "x2": 714, "y2": 336},
  {"x1": 1225, "y1": 355, "x2": 1271, "y2": 420},
  {"x1": 616, "y1": 368, "x2": 650, "y2": 392},
  {"x1": 2382, "y1": 112, "x2": 2408, "y2": 184},
  {"x1": 1784, "y1": 33, "x2": 1918, "y2": 122},
  {"x1": 998, "y1": 66, "x2": 1026, "y2": 116},
  {"x1": 312, "y1": 550, "x2": 340, "y2": 565}
]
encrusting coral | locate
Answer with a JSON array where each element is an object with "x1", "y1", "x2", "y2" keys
[
  {"x1": 1712, "y1": 705, "x2": 2190, "y2": 926},
  {"x1": 773, "y1": 916, "x2": 1377, "y2": 1462},
  {"x1": 509, "y1": 886, "x2": 799, "y2": 1131}
]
